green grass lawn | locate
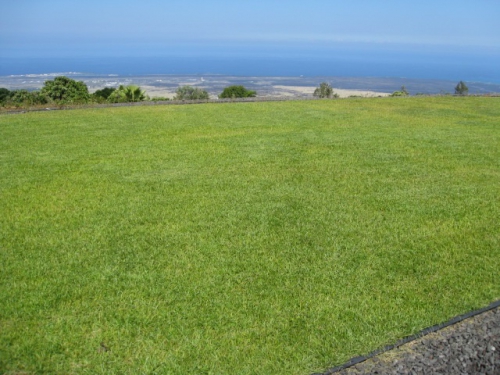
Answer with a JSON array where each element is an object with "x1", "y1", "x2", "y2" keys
[{"x1": 1, "y1": 97, "x2": 499, "y2": 374}]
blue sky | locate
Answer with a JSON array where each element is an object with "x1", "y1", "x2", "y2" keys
[
  {"x1": 1, "y1": 0, "x2": 499, "y2": 82},
  {"x1": 1, "y1": 0, "x2": 499, "y2": 58}
]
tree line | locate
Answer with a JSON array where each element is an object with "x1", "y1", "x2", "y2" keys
[
  {"x1": 0, "y1": 76, "x2": 259, "y2": 108},
  {"x1": 0, "y1": 77, "x2": 148, "y2": 107},
  {"x1": 0, "y1": 76, "x2": 471, "y2": 108}
]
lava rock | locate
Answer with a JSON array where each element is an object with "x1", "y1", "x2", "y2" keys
[{"x1": 329, "y1": 307, "x2": 500, "y2": 375}]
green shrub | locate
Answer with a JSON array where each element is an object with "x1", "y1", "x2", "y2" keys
[
  {"x1": 41, "y1": 76, "x2": 90, "y2": 104},
  {"x1": 390, "y1": 91, "x2": 406, "y2": 97},
  {"x1": 174, "y1": 86, "x2": 209, "y2": 100},
  {"x1": 391, "y1": 86, "x2": 410, "y2": 97},
  {"x1": 0, "y1": 88, "x2": 10, "y2": 103},
  {"x1": 219, "y1": 85, "x2": 256, "y2": 99},
  {"x1": 6, "y1": 90, "x2": 48, "y2": 107},
  {"x1": 91, "y1": 87, "x2": 116, "y2": 102}
]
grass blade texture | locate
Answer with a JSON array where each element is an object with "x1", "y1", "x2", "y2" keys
[{"x1": 1, "y1": 97, "x2": 499, "y2": 374}]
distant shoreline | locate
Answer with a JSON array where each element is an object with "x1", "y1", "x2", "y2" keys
[{"x1": 1, "y1": 73, "x2": 500, "y2": 98}]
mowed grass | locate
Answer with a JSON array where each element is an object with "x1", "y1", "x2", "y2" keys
[{"x1": 0, "y1": 97, "x2": 499, "y2": 374}]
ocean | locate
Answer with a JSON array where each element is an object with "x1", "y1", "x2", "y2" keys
[{"x1": 1, "y1": 47, "x2": 499, "y2": 84}]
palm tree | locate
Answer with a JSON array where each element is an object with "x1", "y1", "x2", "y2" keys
[{"x1": 108, "y1": 85, "x2": 147, "y2": 103}]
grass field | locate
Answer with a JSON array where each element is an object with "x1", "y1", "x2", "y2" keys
[{"x1": 1, "y1": 97, "x2": 499, "y2": 374}]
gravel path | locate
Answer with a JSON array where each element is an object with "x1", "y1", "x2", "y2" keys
[{"x1": 321, "y1": 304, "x2": 500, "y2": 375}]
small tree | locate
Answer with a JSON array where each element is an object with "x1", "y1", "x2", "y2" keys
[
  {"x1": 313, "y1": 82, "x2": 336, "y2": 98},
  {"x1": 455, "y1": 81, "x2": 469, "y2": 96},
  {"x1": 219, "y1": 85, "x2": 256, "y2": 99},
  {"x1": 41, "y1": 76, "x2": 90, "y2": 103},
  {"x1": 174, "y1": 86, "x2": 209, "y2": 100}
]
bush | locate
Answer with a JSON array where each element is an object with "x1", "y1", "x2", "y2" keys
[
  {"x1": 92, "y1": 87, "x2": 116, "y2": 102},
  {"x1": 7, "y1": 90, "x2": 48, "y2": 107},
  {"x1": 219, "y1": 85, "x2": 256, "y2": 99},
  {"x1": 390, "y1": 86, "x2": 409, "y2": 97},
  {"x1": 0, "y1": 88, "x2": 10, "y2": 103},
  {"x1": 174, "y1": 86, "x2": 209, "y2": 100}
]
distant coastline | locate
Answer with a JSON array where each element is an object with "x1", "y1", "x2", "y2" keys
[{"x1": 1, "y1": 73, "x2": 500, "y2": 99}]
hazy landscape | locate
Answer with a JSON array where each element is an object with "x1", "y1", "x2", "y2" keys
[{"x1": 2, "y1": 73, "x2": 500, "y2": 100}]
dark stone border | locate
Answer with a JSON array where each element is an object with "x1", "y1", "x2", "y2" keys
[{"x1": 314, "y1": 299, "x2": 500, "y2": 375}]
